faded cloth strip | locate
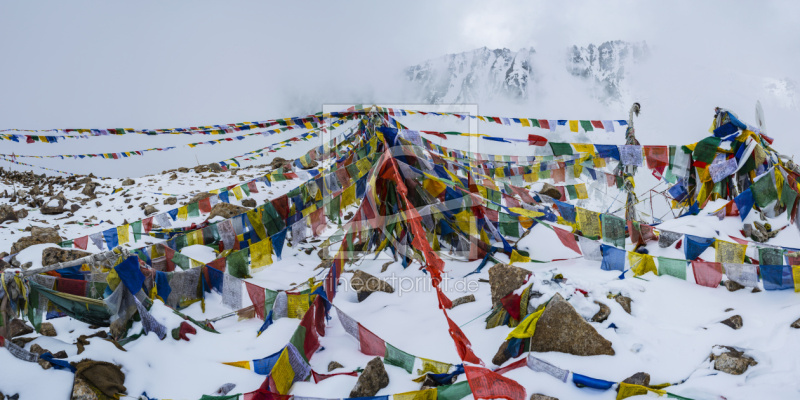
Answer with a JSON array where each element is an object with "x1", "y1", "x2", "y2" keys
[
  {"x1": 527, "y1": 354, "x2": 568, "y2": 382},
  {"x1": 723, "y1": 263, "x2": 759, "y2": 287}
]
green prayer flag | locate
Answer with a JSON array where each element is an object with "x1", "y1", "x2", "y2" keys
[
  {"x1": 751, "y1": 170, "x2": 778, "y2": 208},
  {"x1": 692, "y1": 136, "x2": 722, "y2": 164},
  {"x1": 131, "y1": 220, "x2": 143, "y2": 242},
  {"x1": 566, "y1": 185, "x2": 578, "y2": 200},
  {"x1": 289, "y1": 326, "x2": 308, "y2": 361},
  {"x1": 499, "y1": 213, "x2": 519, "y2": 237},
  {"x1": 437, "y1": 381, "x2": 472, "y2": 400},
  {"x1": 530, "y1": 119, "x2": 540, "y2": 128},
  {"x1": 781, "y1": 181, "x2": 798, "y2": 216},
  {"x1": 580, "y1": 120, "x2": 594, "y2": 132},
  {"x1": 187, "y1": 202, "x2": 200, "y2": 218},
  {"x1": 226, "y1": 248, "x2": 250, "y2": 278},
  {"x1": 171, "y1": 252, "x2": 191, "y2": 270},
  {"x1": 759, "y1": 247, "x2": 784, "y2": 265},
  {"x1": 657, "y1": 257, "x2": 687, "y2": 280},
  {"x1": 550, "y1": 142, "x2": 574, "y2": 157},
  {"x1": 60, "y1": 240, "x2": 73, "y2": 249},
  {"x1": 384, "y1": 343, "x2": 415, "y2": 373},
  {"x1": 601, "y1": 213, "x2": 626, "y2": 248}
]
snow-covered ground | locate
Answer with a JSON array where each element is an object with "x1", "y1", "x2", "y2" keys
[{"x1": 2, "y1": 111, "x2": 800, "y2": 400}]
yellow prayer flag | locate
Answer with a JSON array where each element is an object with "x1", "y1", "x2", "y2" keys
[
  {"x1": 455, "y1": 210, "x2": 477, "y2": 236},
  {"x1": 423, "y1": 174, "x2": 446, "y2": 197},
  {"x1": 271, "y1": 348, "x2": 295, "y2": 394},
  {"x1": 177, "y1": 206, "x2": 188, "y2": 221},
  {"x1": 520, "y1": 118, "x2": 531, "y2": 127},
  {"x1": 714, "y1": 239, "x2": 746, "y2": 264},
  {"x1": 247, "y1": 210, "x2": 267, "y2": 240},
  {"x1": 287, "y1": 293, "x2": 310, "y2": 319},
  {"x1": 569, "y1": 120, "x2": 579, "y2": 132},
  {"x1": 775, "y1": 168, "x2": 785, "y2": 201},
  {"x1": 616, "y1": 382, "x2": 666, "y2": 400},
  {"x1": 301, "y1": 203, "x2": 317, "y2": 218},
  {"x1": 342, "y1": 184, "x2": 356, "y2": 208},
  {"x1": 509, "y1": 249, "x2": 531, "y2": 264},
  {"x1": 232, "y1": 185, "x2": 244, "y2": 201},
  {"x1": 508, "y1": 207, "x2": 544, "y2": 219},
  {"x1": 575, "y1": 183, "x2": 589, "y2": 199},
  {"x1": 793, "y1": 266, "x2": 800, "y2": 293},
  {"x1": 394, "y1": 389, "x2": 437, "y2": 400},
  {"x1": 506, "y1": 306, "x2": 544, "y2": 340},
  {"x1": 628, "y1": 252, "x2": 657, "y2": 277},
  {"x1": 187, "y1": 229, "x2": 203, "y2": 246},
  {"x1": 250, "y1": 237, "x2": 273, "y2": 270},
  {"x1": 222, "y1": 360, "x2": 251, "y2": 370},
  {"x1": 576, "y1": 207, "x2": 602, "y2": 239},
  {"x1": 573, "y1": 143, "x2": 596, "y2": 156},
  {"x1": 417, "y1": 358, "x2": 451, "y2": 375},
  {"x1": 117, "y1": 225, "x2": 130, "y2": 245}
]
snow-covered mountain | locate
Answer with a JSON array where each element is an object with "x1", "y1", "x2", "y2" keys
[{"x1": 406, "y1": 41, "x2": 649, "y2": 104}]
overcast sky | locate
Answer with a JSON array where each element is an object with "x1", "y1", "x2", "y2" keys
[{"x1": 1, "y1": 1, "x2": 799, "y2": 176}]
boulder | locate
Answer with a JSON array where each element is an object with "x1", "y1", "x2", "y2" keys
[
  {"x1": 591, "y1": 301, "x2": 610, "y2": 323},
  {"x1": 81, "y1": 182, "x2": 99, "y2": 197},
  {"x1": 121, "y1": 178, "x2": 135, "y2": 186},
  {"x1": 540, "y1": 183, "x2": 562, "y2": 200},
  {"x1": 241, "y1": 198, "x2": 257, "y2": 208},
  {"x1": 193, "y1": 165, "x2": 210, "y2": 173},
  {"x1": 720, "y1": 315, "x2": 743, "y2": 330},
  {"x1": 621, "y1": 372, "x2": 650, "y2": 387},
  {"x1": 15, "y1": 208, "x2": 28, "y2": 220},
  {"x1": 530, "y1": 293, "x2": 615, "y2": 356},
  {"x1": 0, "y1": 205, "x2": 19, "y2": 224},
  {"x1": 350, "y1": 270, "x2": 394, "y2": 302},
  {"x1": 711, "y1": 346, "x2": 757, "y2": 375},
  {"x1": 207, "y1": 163, "x2": 223, "y2": 173},
  {"x1": 10, "y1": 226, "x2": 63, "y2": 254},
  {"x1": 29, "y1": 344, "x2": 53, "y2": 370},
  {"x1": 328, "y1": 361, "x2": 344, "y2": 372},
  {"x1": 450, "y1": 294, "x2": 476, "y2": 309},
  {"x1": 7, "y1": 318, "x2": 34, "y2": 338},
  {"x1": 71, "y1": 378, "x2": 99, "y2": 400},
  {"x1": 163, "y1": 197, "x2": 177, "y2": 205},
  {"x1": 492, "y1": 340, "x2": 514, "y2": 366},
  {"x1": 169, "y1": 173, "x2": 178, "y2": 181},
  {"x1": 530, "y1": 395, "x2": 558, "y2": 400},
  {"x1": 349, "y1": 357, "x2": 389, "y2": 398},
  {"x1": 144, "y1": 205, "x2": 159, "y2": 216},
  {"x1": 791, "y1": 317, "x2": 800, "y2": 329},
  {"x1": 42, "y1": 247, "x2": 91, "y2": 267},
  {"x1": 73, "y1": 359, "x2": 127, "y2": 398},
  {"x1": 40, "y1": 322, "x2": 57, "y2": 337},
  {"x1": 40, "y1": 192, "x2": 67, "y2": 215},
  {"x1": 187, "y1": 192, "x2": 213, "y2": 205},
  {"x1": 208, "y1": 202, "x2": 249, "y2": 220},
  {"x1": 615, "y1": 295, "x2": 632, "y2": 314},
  {"x1": 178, "y1": 167, "x2": 189, "y2": 173},
  {"x1": 270, "y1": 157, "x2": 290, "y2": 170},
  {"x1": 724, "y1": 280, "x2": 744, "y2": 292},
  {"x1": 488, "y1": 263, "x2": 530, "y2": 305}
]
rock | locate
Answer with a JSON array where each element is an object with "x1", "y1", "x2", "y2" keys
[
  {"x1": 178, "y1": 167, "x2": 189, "y2": 173},
  {"x1": 208, "y1": 202, "x2": 249, "y2": 220},
  {"x1": 621, "y1": 372, "x2": 650, "y2": 387},
  {"x1": 540, "y1": 183, "x2": 562, "y2": 200},
  {"x1": 144, "y1": 205, "x2": 158, "y2": 216},
  {"x1": 615, "y1": 295, "x2": 632, "y2": 314},
  {"x1": 95, "y1": 201, "x2": 102, "y2": 207},
  {"x1": 121, "y1": 178, "x2": 135, "y2": 186},
  {"x1": 71, "y1": 377, "x2": 99, "y2": 400},
  {"x1": 711, "y1": 346, "x2": 757, "y2": 375},
  {"x1": 40, "y1": 322, "x2": 57, "y2": 337},
  {"x1": 29, "y1": 344, "x2": 52, "y2": 370},
  {"x1": 298, "y1": 159, "x2": 319, "y2": 169},
  {"x1": 328, "y1": 361, "x2": 344, "y2": 372},
  {"x1": 492, "y1": 340, "x2": 514, "y2": 366},
  {"x1": 530, "y1": 293, "x2": 615, "y2": 356},
  {"x1": 724, "y1": 280, "x2": 744, "y2": 292},
  {"x1": 0, "y1": 205, "x2": 19, "y2": 224},
  {"x1": 193, "y1": 165, "x2": 209, "y2": 173},
  {"x1": 169, "y1": 173, "x2": 178, "y2": 181},
  {"x1": 81, "y1": 182, "x2": 99, "y2": 197},
  {"x1": 207, "y1": 163, "x2": 223, "y2": 173},
  {"x1": 381, "y1": 261, "x2": 392, "y2": 272},
  {"x1": 10, "y1": 226, "x2": 63, "y2": 254},
  {"x1": 349, "y1": 357, "x2": 389, "y2": 398},
  {"x1": 591, "y1": 301, "x2": 610, "y2": 323},
  {"x1": 71, "y1": 204, "x2": 81, "y2": 212},
  {"x1": 7, "y1": 318, "x2": 34, "y2": 338},
  {"x1": 270, "y1": 157, "x2": 289, "y2": 170},
  {"x1": 488, "y1": 263, "x2": 530, "y2": 305},
  {"x1": 241, "y1": 198, "x2": 257, "y2": 208},
  {"x1": 187, "y1": 192, "x2": 213, "y2": 205},
  {"x1": 350, "y1": 270, "x2": 394, "y2": 302},
  {"x1": 530, "y1": 395, "x2": 559, "y2": 400},
  {"x1": 721, "y1": 315, "x2": 743, "y2": 330},
  {"x1": 450, "y1": 294, "x2": 476, "y2": 309},
  {"x1": 40, "y1": 192, "x2": 67, "y2": 215},
  {"x1": 752, "y1": 287, "x2": 761, "y2": 293},
  {"x1": 14, "y1": 208, "x2": 28, "y2": 220},
  {"x1": 52, "y1": 350, "x2": 68, "y2": 359},
  {"x1": 791, "y1": 317, "x2": 800, "y2": 329},
  {"x1": 163, "y1": 197, "x2": 177, "y2": 205},
  {"x1": 42, "y1": 247, "x2": 91, "y2": 267}
]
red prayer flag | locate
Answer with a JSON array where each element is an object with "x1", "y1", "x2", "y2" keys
[
  {"x1": 247, "y1": 180, "x2": 259, "y2": 194},
  {"x1": 198, "y1": 197, "x2": 212, "y2": 214},
  {"x1": 272, "y1": 196, "x2": 290, "y2": 220},
  {"x1": 528, "y1": 134, "x2": 547, "y2": 146},
  {"x1": 74, "y1": 235, "x2": 89, "y2": 251},
  {"x1": 591, "y1": 120, "x2": 604, "y2": 129},
  {"x1": 245, "y1": 282, "x2": 266, "y2": 320},
  {"x1": 538, "y1": 120, "x2": 550, "y2": 130},
  {"x1": 465, "y1": 366, "x2": 526, "y2": 400},
  {"x1": 142, "y1": 217, "x2": 153, "y2": 233},
  {"x1": 357, "y1": 324, "x2": 386, "y2": 357},
  {"x1": 692, "y1": 261, "x2": 723, "y2": 288},
  {"x1": 553, "y1": 226, "x2": 582, "y2": 255},
  {"x1": 57, "y1": 278, "x2": 87, "y2": 297},
  {"x1": 444, "y1": 311, "x2": 483, "y2": 365}
]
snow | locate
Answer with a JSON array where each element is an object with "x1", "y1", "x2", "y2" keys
[{"x1": 2, "y1": 111, "x2": 800, "y2": 400}]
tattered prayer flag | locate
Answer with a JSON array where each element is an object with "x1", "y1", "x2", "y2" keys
[
  {"x1": 692, "y1": 261, "x2": 723, "y2": 288},
  {"x1": 751, "y1": 169, "x2": 779, "y2": 208},
  {"x1": 617, "y1": 382, "x2": 667, "y2": 399},
  {"x1": 601, "y1": 213, "x2": 626, "y2": 248},
  {"x1": 628, "y1": 252, "x2": 657, "y2": 276},
  {"x1": 177, "y1": 206, "x2": 188, "y2": 221},
  {"x1": 506, "y1": 306, "x2": 544, "y2": 340},
  {"x1": 418, "y1": 358, "x2": 451, "y2": 375},
  {"x1": 548, "y1": 225, "x2": 579, "y2": 254},
  {"x1": 465, "y1": 366, "x2": 526, "y2": 400}
]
